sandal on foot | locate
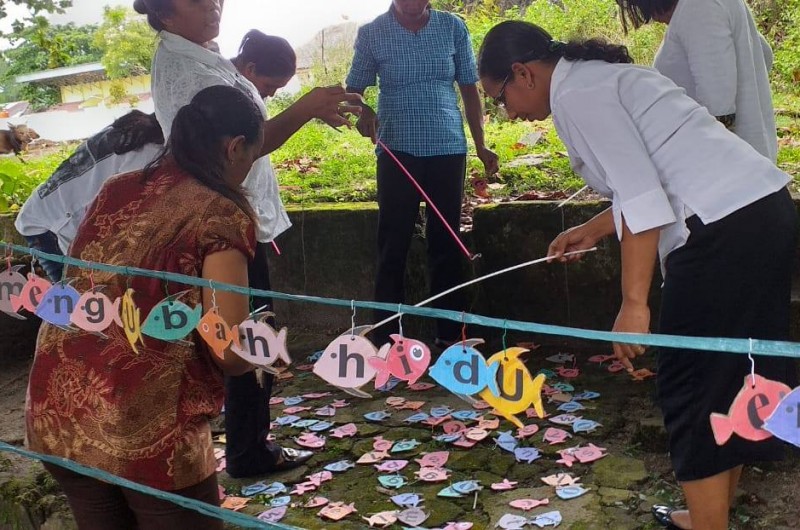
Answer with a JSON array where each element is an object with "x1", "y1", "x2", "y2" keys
[{"x1": 651, "y1": 504, "x2": 684, "y2": 530}]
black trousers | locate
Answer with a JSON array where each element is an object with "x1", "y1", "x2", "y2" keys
[
  {"x1": 373, "y1": 151, "x2": 467, "y2": 345},
  {"x1": 224, "y1": 242, "x2": 280, "y2": 478}
]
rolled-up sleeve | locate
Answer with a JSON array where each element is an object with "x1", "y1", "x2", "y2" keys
[
  {"x1": 558, "y1": 89, "x2": 676, "y2": 239},
  {"x1": 345, "y1": 25, "x2": 377, "y2": 91}
]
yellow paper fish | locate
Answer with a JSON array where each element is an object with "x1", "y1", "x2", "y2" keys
[
  {"x1": 479, "y1": 347, "x2": 546, "y2": 428},
  {"x1": 119, "y1": 288, "x2": 145, "y2": 354}
]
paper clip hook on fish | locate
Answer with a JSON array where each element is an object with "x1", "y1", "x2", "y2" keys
[
  {"x1": 350, "y1": 300, "x2": 357, "y2": 340},
  {"x1": 748, "y1": 338, "x2": 756, "y2": 389},
  {"x1": 397, "y1": 304, "x2": 404, "y2": 338}
]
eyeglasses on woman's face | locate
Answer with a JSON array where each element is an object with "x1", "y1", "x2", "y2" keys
[{"x1": 492, "y1": 74, "x2": 511, "y2": 108}]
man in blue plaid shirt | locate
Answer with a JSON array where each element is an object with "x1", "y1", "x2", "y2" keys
[{"x1": 346, "y1": 0, "x2": 498, "y2": 347}]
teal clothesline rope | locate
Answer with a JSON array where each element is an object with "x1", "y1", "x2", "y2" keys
[
  {"x1": 4, "y1": 240, "x2": 800, "y2": 358},
  {"x1": 0, "y1": 442, "x2": 303, "y2": 530}
]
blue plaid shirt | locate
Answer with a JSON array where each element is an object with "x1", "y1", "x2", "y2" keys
[{"x1": 346, "y1": 9, "x2": 479, "y2": 157}]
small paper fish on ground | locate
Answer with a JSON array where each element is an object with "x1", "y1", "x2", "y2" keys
[
  {"x1": 274, "y1": 415, "x2": 300, "y2": 426},
  {"x1": 630, "y1": 368, "x2": 656, "y2": 381},
  {"x1": 572, "y1": 419, "x2": 602, "y2": 434},
  {"x1": 545, "y1": 353, "x2": 574, "y2": 364},
  {"x1": 452, "y1": 480, "x2": 482, "y2": 494},
  {"x1": 257, "y1": 506, "x2": 287, "y2": 523},
  {"x1": 408, "y1": 382, "x2": 436, "y2": 391},
  {"x1": 548, "y1": 392, "x2": 573, "y2": 404},
  {"x1": 284, "y1": 396, "x2": 305, "y2": 406},
  {"x1": 444, "y1": 523, "x2": 474, "y2": 530},
  {"x1": 391, "y1": 439, "x2": 422, "y2": 453},
  {"x1": 529, "y1": 511, "x2": 563, "y2": 528},
  {"x1": 303, "y1": 392, "x2": 332, "y2": 399},
  {"x1": 556, "y1": 485, "x2": 590, "y2": 500},
  {"x1": 416, "y1": 467, "x2": 450, "y2": 482},
  {"x1": 391, "y1": 493, "x2": 422, "y2": 508},
  {"x1": 397, "y1": 507, "x2": 429, "y2": 527},
  {"x1": 558, "y1": 401, "x2": 586, "y2": 413},
  {"x1": 453, "y1": 437, "x2": 477, "y2": 449},
  {"x1": 220, "y1": 496, "x2": 249, "y2": 511},
  {"x1": 423, "y1": 415, "x2": 451, "y2": 427},
  {"x1": 552, "y1": 383, "x2": 575, "y2": 393},
  {"x1": 397, "y1": 400, "x2": 426, "y2": 410},
  {"x1": 357, "y1": 451, "x2": 389, "y2": 464},
  {"x1": 517, "y1": 424, "x2": 540, "y2": 439},
  {"x1": 434, "y1": 433, "x2": 462, "y2": 443},
  {"x1": 363, "y1": 510, "x2": 399, "y2": 528},
  {"x1": 324, "y1": 460, "x2": 355, "y2": 473},
  {"x1": 294, "y1": 433, "x2": 326, "y2": 449},
  {"x1": 309, "y1": 421, "x2": 333, "y2": 432},
  {"x1": 494, "y1": 430, "x2": 518, "y2": 453},
  {"x1": 452, "y1": 410, "x2": 481, "y2": 421},
  {"x1": 319, "y1": 502, "x2": 357, "y2": 521},
  {"x1": 574, "y1": 443, "x2": 607, "y2": 463},
  {"x1": 331, "y1": 399, "x2": 350, "y2": 408},
  {"x1": 373, "y1": 436, "x2": 393, "y2": 452},
  {"x1": 331, "y1": 423, "x2": 358, "y2": 439},
  {"x1": 303, "y1": 496, "x2": 329, "y2": 508},
  {"x1": 443, "y1": 421, "x2": 467, "y2": 434},
  {"x1": 509, "y1": 498, "x2": 549, "y2": 511},
  {"x1": 588, "y1": 354, "x2": 615, "y2": 364},
  {"x1": 375, "y1": 460, "x2": 409, "y2": 473},
  {"x1": 291, "y1": 482, "x2": 317, "y2": 495},
  {"x1": 415, "y1": 451, "x2": 449, "y2": 468},
  {"x1": 491, "y1": 479, "x2": 519, "y2": 491},
  {"x1": 431, "y1": 405, "x2": 454, "y2": 418},
  {"x1": 514, "y1": 447, "x2": 541, "y2": 463},
  {"x1": 438, "y1": 485, "x2": 463, "y2": 498},
  {"x1": 710, "y1": 374, "x2": 791, "y2": 444},
  {"x1": 365, "y1": 410, "x2": 392, "y2": 422},
  {"x1": 315, "y1": 405, "x2": 336, "y2": 417},
  {"x1": 478, "y1": 417, "x2": 500, "y2": 430},
  {"x1": 541, "y1": 473, "x2": 581, "y2": 487},
  {"x1": 378, "y1": 475, "x2": 407, "y2": 489},
  {"x1": 607, "y1": 360, "x2": 627, "y2": 373},
  {"x1": 404, "y1": 412, "x2": 430, "y2": 424},
  {"x1": 261, "y1": 482, "x2": 287, "y2": 497},
  {"x1": 573, "y1": 391, "x2": 601, "y2": 401},
  {"x1": 241, "y1": 482, "x2": 268, "y2": 497},
  {"x1": 495, "y1": 514, "x2": 528, "y2": 529},
  {"x1": 386, "y1": 396, "x2": 407, "y2": 407},
  {"x1": 291, "y1": 418, "x2": 318, "y2": 428},
  {"x1": 549, "y1": 414, "x2": 581, "y2": 426}
]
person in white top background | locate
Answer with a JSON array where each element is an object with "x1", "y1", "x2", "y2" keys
[
  {"x1": 617, "y1": 0, "x2": 778, "y2": 162},
  {"x1": 134, "y1": 0, "x2": 363, "y2": 478},
  {"x1": 479, "y1": 21, "x2": 797, "y2": 530}
]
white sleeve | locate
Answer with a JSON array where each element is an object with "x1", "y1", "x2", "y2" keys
[
  {"x1": 557, "y1": 88, "x2": 676, "y2": 239},
  {"x1": 673, "y1": 0, "x2": 737, "y2": 117}
]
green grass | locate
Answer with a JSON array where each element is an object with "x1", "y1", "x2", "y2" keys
[{"x1": 0, "y1": 146, "x2": 76, "y2": 214}]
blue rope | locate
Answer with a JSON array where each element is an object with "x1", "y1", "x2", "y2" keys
[
  {"x1": 4, "y1": 240, "x2": 800, "y2": 358},
  {"x1": 0, "y1": 442, "x2": 303, "y2": 530}
]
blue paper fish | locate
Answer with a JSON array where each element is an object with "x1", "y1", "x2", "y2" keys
[
  {"x1": 513, "y1": 447, "x2": 541, "y2": 463},
  {"x1": 572, "y1": 419, "x2": 602, "y2": 434},
  {"x1": 451, "y1": 480, "x2": 482, "y2": 494},
  {"x1": 391, "y1": 439, "x2": 421, "y2": 453},
  {"x1": 391, "y1": 493, "x2": 422, "y2": 508},
  {"x1": 431, "y1": 405, "x2": 453, "y2": 418},
  {"x1": 309, "y1": 421, "x2": 334, "y2": 432},
  {"x1": 558, "y1": 401, "x2": 586, "y2": 413},
  {"x1": 556, "y1": 485, "x2": 590, "y2": 500},
  {"x1": 434, "y1": 433, "x2": 462, "y2": 443},
  {"x1": 573, "y1": 391, "x2": 601, "y2": 401},
  {"x1": 274, "y1": 415, "x2": 301, "y2": 426},
  {"x1": 537, "y1": 369, "x2": 556, "y2": 379},
  {"x1": 497, "y1": 514, "x2": 528, "y2": 530},
  {"x1": 378, "y1": 475, "x2": 407, "y2": 489},
  {"x1": 452, "y1": 410, "x2": 481, "y2": 422},
  {"x1": 241, "y1": 482, "x2": 268, "y2": 497},
  {"x1": 284, "y1": 396, "x2": 305, "y2": 407},
  {"x1": 437, "y1": 486, "x2": 463, "y2": 498},
  {"x1": 764, "y1": 386, "x2": 800, "y2": 447},
  {"x1": 35, "y1": 281, "x2": 80, "y2": 327},
  {"x1": 529, "y1": 511, "x2": 563, "y2": 528},
  {"x1": 550, "y1": 414, "x2": 581, "y2": 426},
  {"x1": 324, "y1": 460, "x2": 355, "y2": 473},
  {"x1": 404, "y1": 412, "x2": 430, "y2": 424},
  {"x1": 553, "y1": 383, "x2": 575, "y2": 393},
  {"x1": 365, "y1": 410, "x2": 391, "y2": 422},
  {"x1": 262, "y1": 482, "x2": 287, "y2": 497},
  {"x1": 292, "y1": 419, "x2": 319, "y2": 429},
  {"x1": 376, "y1": 376, "x2": 403, "y2": 392},
  {"x1": 494, "y1": 431, "x2": 518, "y2": 453},
  {"x1": 141, "y1": 292, "x2": 202, "y2": 342},
  {"x1": 270, "y1": 496, "x2": 291, "y2": 507},
  {"x1": 428, "y1": 339, "x2": 500, "y2": 397}
]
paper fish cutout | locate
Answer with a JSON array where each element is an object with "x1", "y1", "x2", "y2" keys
[
  {"x1": 304, "y1": 496, "x2": 329, "y2": 508},
  {"x1": 313, "y1": 326, "x2": 378, "y2": 397},
  {"x1": 363, "y1": 510, "x2": 399, "y2": 528},
  {"x1": 284, "y1": 396, "x2": 304, "y2": 406},
  {"x1": 541, "y1": 473, "x2": 580, "y2": 487},
  {"x1": 453, "y1": 437, "x2": 477, "y2": 449},
  {"x1": 429, "y1": 339, "x2": 500, "y2": 398},
  {"x1": 479, "y1": 348, "x2": 546, "y2": 428},
  {"x1": 543, "y1": 427, "x2": 572, "y2": 445},
  {"x1": 306, "y1": 470, "x2": 333, "y2": 486},
  {"x1": 546, "y1": 353, "x2": 574, "y2": 364},
  {"x1": 373, "y1": 436, "x2": 393, "y2": 452},
  {"x1": 452, "y1": 410, "x2": 481, "y2": 421},
  {"x1": 438, "y1": 486, "x2": 463, "y2": 498},
  {"x1": 378, "y1": 475, "x2": 407, "y2": 489},
  {"x1": 309, "y1": 421, "x2": 333, "y2": 432},
  {"x1": 630, "y1": 368, "x2": 657, "y2": 381},
  {"x1": 496, "y1": 514, "x2": 528, "y2": 529},
  {"x1": 391, "y1": 439, "x2": 421, "y2": 453},
  {"x1": 241, "y1": 482, "x2": 268, "y2": 497},
  {"x1": 548, "y1": 392, "x2": 573, "y2": 404},
  {"x1": 434, "y1": 433, "x2": 463, "y2": 443},
  {"x1": 397, "y1": 507, "x2": 429, "y2": 527},
  {"x1": 71, "y1": 288, "x2": 121, "y2": 335},
  {"x1": 514, "y1": 447, "x2": 541, "y2": 463},
  {"x1": 415, "y1": 451, "x2": 449, "y2": 468},
  {"x1": 556, "y1": 367, "x2": 580, "y2": 379},
  {"x1": 529, "y1": 511, "x2": 563, "y2": 528},
  {"x1": 710, "y1": 374, "x2": 791, "y2": 444},
  {"x1": 318, "y1": 502, "x2": 357, "y2": 521},
  {"x1": 294, "y1": 433, "x2": 326, "y2": 449},
  {"x1": 331, "y1": 399, "x2": 350, "y2": 408},
  {"x1": 315, "y1": 405, "x2": 336, "y2": 417},
  {"x1": 574, "y1": 443, "x2": 607, "y2": 463},
  {"x1": 9, "y1": 272, "x2": 51, "y2": 315},
  {"x1": 452, "y1": 480, "x2": 482, "y2": 494},
  {"x1": 270, "y1": 495, "x2": 291, "y2": 507},
  {"x1": 416, "y1": 467, "x2": 450, "y2": 482},
  {"x1": 607, "y1": 360, "x2": 627, "y2": 373},
  {"x1": 550, "y1": 414, "x2": 580, "y2": 426},
  {"x1": 573, "y1": 391, "x2": 601, "y2": 401},
  {"x1": 404, "y1": 412, "x2": 429, "y2": 424},
  {"x1": 113, "y1": 288, "x2": 145, "y2": 353},
  {"x1": 537, "y1": 369, "x2": 556, "y2": 379},
  {"x1": 369, "y1": 334, "x2": 431, "y2": 388},
  {"x1": 0, "y1": 265, "x2": 29, "y2": 319},
  {"x1": 35, "y1": 281, "x2": 80, "y2": 328},
  {"x1": 472, "y1": 400, "x2": 492, "y2": 410},
  {"x1": 291, "y1": 418, "x2": 318, "y2": 428},
  {"x1": 257, "y1": 505, "x2": 287, "y2": 522},
  {"x1": 478, "y1": 417, "x2": 500, "y2": 430},
  {"x1": 556, "y1": 485, "x2": 590, "y2": 500},
  {"x1": 357, "y1": 451, "x2": 389, "y2": 464},
  {"x1": 140, "y1": 291, "x2": 200, "y2": 342},
  {"x1": 491, "y1": 479, "x2": 518, "y2": 491},
  {"x1": 517, "y1": 424, "x2": 539, "y2": 439},
  {"x1": 444, "y1": 523, "x2": 474, "y2": 530},
  {"x1": 765, "y1": 386, "x2": 800, "y2": 447},
  {"x1": 274, "y1": 415, "x2": 300, "y2": 426},
  {"x1": 572, "y1": 419, "x2": 602, "y2": 434},
  {"x1": 386, "y1": 396, "x2": 406, "y2": 407},
  {"x1": 291, "y1": 482, "x2": 317, "y2": 495},
  {"x1": 324, "y1": 460, "x2": 355, "y2": 473},
  {"x1": 230, "y1": 318, "x2": 291, "y2": 371},
  {"x1": 331, "y1": 423, "x2": 358, "y2": 439},
  {"x1": 375, "y1": 460, "x2": 408, "y2": 473},
  {"x1": 431, "y1": 405, "x2": 454, "y2": 418},
  {"x1": 552, "y1": 383, "x2": 575, "y2": 393},
  {"x1": 408, "y1": 382, "x2": 436, "y2": 391},
  {"x1": 392, "y1": 493, "x2": 422, "y2": 508},
  {"x1": 509, "y1": 498, "x2": 549, "y2": 511},
  {"x1": 588, "y1": 354, "x2": 615, "y2": 364},
  {"x1": 558, "y1": 401, "x2": 585, "y2": 413},
  {"x1": 196, "y1": 306, "x2": 232, "y2": 360},
  {"x1": 364, "y1": 410, "x2": 391, "y2": 422},
  {"x1": 494, "y1": 431, "x2": 518, "y2": 453},
  {"x1": 443, "y1": 421, "x2": 467, "y2": 434},
  {"x1": 465, "y1": 427, "x2": 489, "y2": 442},
  {"x1": 423, "y1": 415, "x2": 450, "y2": 427},
  {"x1": 397, "y1": 400, "x2": 426, "y2": 410},
  {"x1": 261, "y1": 482, "x2": 287, "y2": 497},
  {"x1": 220, "y1": 496, "x2": 248, "y2": 511}
]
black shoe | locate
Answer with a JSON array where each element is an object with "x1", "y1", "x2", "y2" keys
[
  {"x1": 226, "y1": 444, "x2": 313, "y2": 478},
  {"x1": 651, "y1": 504, "x2": 683, "y2": 530},
  {"x1": 272, "y1": 446, "x2": 314, "y2": 471}
]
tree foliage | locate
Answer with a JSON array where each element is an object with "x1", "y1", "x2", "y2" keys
[
  {"x1": 93, "y1": 6, "x2": 156, "y2": 79},
  {"x1": 0, "y1": 0, "x2": 71, "y2": 18}
]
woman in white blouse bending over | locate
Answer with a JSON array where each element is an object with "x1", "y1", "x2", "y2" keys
[
  {"x1": 479, "y1": 21, "x2": 797, "y2": 530},
  {"x1": 133, "y1": 0, "x2": 362, "y2": 478},
  {"x1": 618, "y1": 0, "x2": 778, "y2": 162}
]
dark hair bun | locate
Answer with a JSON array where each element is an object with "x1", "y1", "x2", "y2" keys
[{"x1": 133, "y1": 0, "x2": 148, "y2": 14}]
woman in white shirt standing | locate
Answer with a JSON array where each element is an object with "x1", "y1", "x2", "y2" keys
[
  {"x1": 479, "y1": 21, "x2": 796, "y2": 530},
  {"x1": 133, "y1": 0, "x2": 362, "y2": 478},
  {"x1": 618, "y1": 0, "x2": 778, "y2": 162}
]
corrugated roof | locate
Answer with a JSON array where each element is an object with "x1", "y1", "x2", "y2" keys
[{"x1": 15, "y1": 62, "x2": 106, "y2": 85}]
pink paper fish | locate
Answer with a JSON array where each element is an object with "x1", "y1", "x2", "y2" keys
[
  {"x1": 588, "y1": 354, "x2": 615, "y2": 364},
  {"x1": 453, "y1": 437, "x2": 477, "y2": 449},
  {"x1": 306, "y1": 471, "x2": 333, "y2": 486},
  {"x1": 9, "y1": 272, "x2": 51, "y2": 315},
  {"x1": 443, "y1": 421, "x2": 467, "y2": 434},
  {"x1": 230, "y1": 318, "x2": 291, "y2": 371},
  {"x1": 607, "y1": 360, "x2": 627, "y2": 373},
  {"x1": 291, "y1": 482, "x2": 317, "y2": 495},
  {"x1": 313, "y1": 326, "x2": 378, "y2": 398},
  {"x1": 304, "y1": 496, "x2": 329, "y2": 508},
  {"x1": 465, "y1": 428, "x2": 489, "y2": 442},
  {"x1": 331, "y1": 399, "x2": 351, "y2": 408},
  {"x1": 556, "y1": 367, "x2": 580, "y2": 379},
  {"x1": 283, "y1": 406, "x2": 311, "y2": 414},
  {"x1": 295, "y1": 433, "x2": 326, "y2": 449},
  {"x1": 398, "y1": 400, "x2": 426, "y2": 410},
  {"x1": 517, "y1": 424, "x2": 540, "y2": 439},
  {"x1": 477, "y1": 417, "x2": 500, "y2": 430},
  {"x1": 362, "y1": 510, "x2": 398, "y2": 528},
  {"x1": 543, "y1": 427, "x2": 572, "y2": 445},
  {"x1": 369, "y1": 334, "x2": 431, "y2": 388},
  {"x1": 415, "y1": 467, "x2": 450, "y2": 482},
  {"x1": 509, "y1": 498, "x2": 549, "y2": 511},
  {"x1": 574, "y1": 443, "x2": 608, "y2": 463},
  {"x1": 415, "y1": 451, "x2": 449, "y2": 468},
  {"x1": 386, "y1": 396, "x2": 407, "y2": 407},
  {"x1": 541, "y1": 473, "x2": 580, "y2": 487},
  {"x1": 375, "y1": 460, "x2": 409, "y2": 473},
  {"x1": 443, "y1": 523, "x2": 474, "y2": 530},
  {"x1": 408, "y1": 382, "x2": 436, "y2": 391},
  {"x1": 490, "y1": 479, "x2": 518, "y2": 491},
  {"x1": 330, "y1": 423, "x2": 358, "y2": 439},
  {"x1": 373, "y1": 436, "x2": 393, "y2": 452},
  {"x1": 70, "y1": 288, "x2": 121, "y2": 334},
  {"x1": 357, "y1": 451, "x2": 389, "y2": 464},
  {"x1": 710, "y1": 374, "x2": 791, "y2": 444},
  {"x1": 319, "y1": 502, "x2": 357, "y2": 521}
]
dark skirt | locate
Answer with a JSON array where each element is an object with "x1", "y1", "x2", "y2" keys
[{"x1": 657, "y1": 188, "x2": 799, "y2": 482}]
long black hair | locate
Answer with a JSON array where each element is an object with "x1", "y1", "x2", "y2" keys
[
  {"x1": 109, "y1": 111, "x2": 164, "y2": 155},
  {"x1": 479, "y1": 21, "x2": 633, "y2": 83},
  {"x1": 235, "y1": 30, "x2": 296, "y2": 78},
  {"x1": 132, "y1": 0, "x2": 173, "y2": 32},
  {"x1": 616, "y1": 0, "x2": 678, "y2": 32},
  {"x1": 144, "y1": 85, "x2": 262, "y2": 221}
]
